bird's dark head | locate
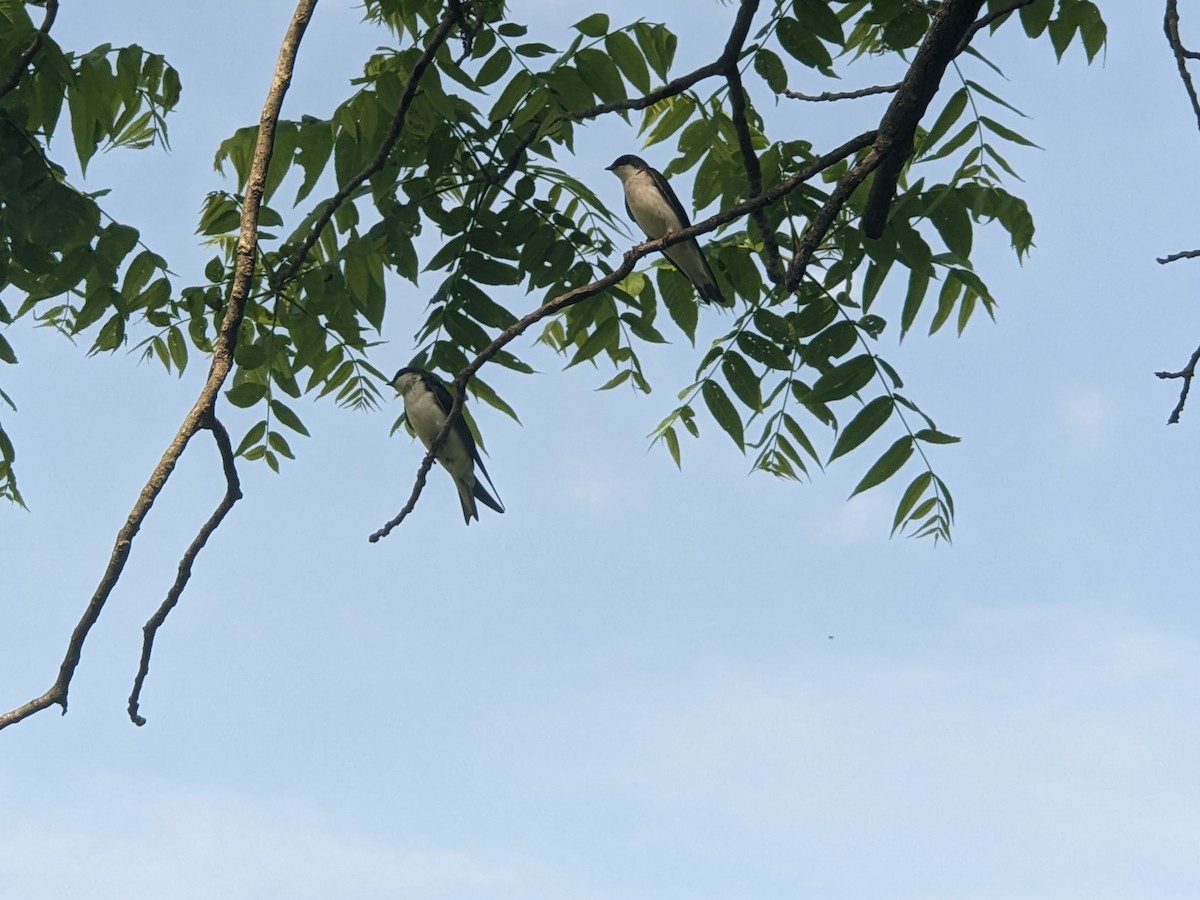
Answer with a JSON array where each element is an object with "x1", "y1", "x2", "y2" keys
[
  {"x1": 390, "y1": 366, "x2": 429, "y2": 395},
  {"x1": 606, "y1": 154, "x2": 648, "y2": 173}
]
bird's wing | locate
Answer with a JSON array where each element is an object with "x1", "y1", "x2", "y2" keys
[{"x1": 648, "y1": 166, "x2": 694, "y2": 230}]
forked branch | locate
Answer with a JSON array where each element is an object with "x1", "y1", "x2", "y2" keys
[{"x1": 0, "y1": 0, "x2": 317, "y2": 733}]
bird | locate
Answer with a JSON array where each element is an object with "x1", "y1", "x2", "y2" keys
[
  {"x1": 606, "y1": 154, "x2": 726, "y2": 305},
  {"x1": 389, "y1": 366, "x2": 505, "y2": 525}
]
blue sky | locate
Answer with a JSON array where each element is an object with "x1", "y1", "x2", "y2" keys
[{"x1": 3, "y1": 2, "x2": 1199, "y2": 898}]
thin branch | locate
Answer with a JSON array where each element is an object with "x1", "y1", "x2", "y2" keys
[
  {"x1": 370, "y1": 129, "x2": 878, "y2": 540},
  {"x1": 128, "y1": 416, "x2": 242, "y2": 726},
  {"x1": 785, "y1": 83, "x2": 901, "y2": 102},
  {"x1": 487, "y1": 0, "x2": 763, "y2": 198},
  {"x1": 1165, "y1": 0, "x2": 1200, "y2": 131},
  {"x1": 0, "y1": 0, "x2": 58, "y2": 101},
  {"x1": 723, "y1": 1, "x2": 783, "y2": 284},
  {"x1": 0, "y1": 0, "x2": 316, "y2": 733},
  {"x1": 1156, "y1": 343, "x2": 1200, "y2": 424},
  {"x1": 276, "y1": 8, "x2": 461, "y2": 286},
  {"x1": 956, "y1": 0, "x2": 1036, "y2": 53},
  {"x1": 862, "y1": 0, "x2": 986, "y2": 239},
  {"x1": 1157, "y1": 247, "x2": 1200, "y2": 264},
  {"x1": 785, "y1": 148, "x2": 882, "y2": 290}
]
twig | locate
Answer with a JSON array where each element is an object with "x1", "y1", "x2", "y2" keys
[
  {"x1": 1157, "y1": 247, "x2": 1200, "y2": 264},
  {"x1": 956, "y1": 0, "x2": 1037, "y2": 53},
  {"x1": 786, "y1": 83, "x2": 901, "y2": 102},
  {"x1": 370, "y1": 129, "x2": 878, "y2": 539},
  {"x1": 0, "y1": 0, "x2": 316, "y2": 733},
  {"x1": 1156, "y1": 343, "x2": 1200, "y2": 424},
  {"x1": 1165, "y1": 0, "x2": 1200, "y2": 131},
  {"x1": 723, "y1": 1, "x2": 783, "y2": 283},
  {"x1": 276, "y1": 8, "x2": 460, "y2": 286},
  {"x1": 128, "y1": 415, "x2": 242, "y2": 726},
  {"x1": 0, "y1": 0, "x2": 58, "y2": 101}
]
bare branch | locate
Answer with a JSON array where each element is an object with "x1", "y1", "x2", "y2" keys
[
  {"x1": 1157, "y1": 2, "x2": 1200, "y2": 424},
  {"x1": 862, "y1": 0, "x2": 986, "y2": 239},
  {"x1": 370, "y1": 129, "x2": 878, "y2": 539},
  {"x1": 0, "y1": 0, "x2": 317, "y2": 733},
  {"x1": 0, "y1": 0, "x2": 58, "y2": 101},
  {"x1": 128, "y1": 416, "x2": 242, "y2": 726},
  {"x1": 1165, "y1": 0, "x2": 1200, "y2": 131},
  {"x1": 1157, "y1": 247, "x2": 1200, "y2": 264},
  {"x1": 1156, "y1": 343, "x2": 1200, "y2": 424},
  {"x1": 786, "y1": 83, "x2": 901, "y2": 102}
]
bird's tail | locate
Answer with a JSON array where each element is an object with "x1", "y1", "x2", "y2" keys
[
  {"x1": 456, "y1": 481, "x2": 480, "y2": 525},
  {"x1": 473, "y1": 480, "x2": 505, "y2": 515}
]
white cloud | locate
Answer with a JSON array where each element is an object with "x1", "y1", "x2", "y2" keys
[{"x1": 0, "y1": 788, "x2": 584, "y2": 900}]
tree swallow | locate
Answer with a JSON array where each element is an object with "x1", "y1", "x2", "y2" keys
[
  {"x1": 606, "y1": 154, "x2": 726, "y2": 305},
  {"x1": 390, "y1": 367, "x2": 505, "y2": 525}
]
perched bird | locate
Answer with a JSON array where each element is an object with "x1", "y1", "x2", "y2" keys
[
  {"x1": 390, "y1": 367, "x2": 505, "y2": 525},
  {"x1": 606, "y1": 154, "x2": 726, "y2": 305}
]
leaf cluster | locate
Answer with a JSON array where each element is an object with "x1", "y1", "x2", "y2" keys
[{"x1": 0, "y1": 0, "x2": 1107, "y2": 540}]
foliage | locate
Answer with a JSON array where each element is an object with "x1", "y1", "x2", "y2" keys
[{"x1": 0, "y1": 0, "x2": 1106, "y2": 540}]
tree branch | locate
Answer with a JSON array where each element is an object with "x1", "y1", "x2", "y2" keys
[
  {"x1": 0, "y1": 0, "x2": 316, "y2": 733},
  {"x1": 956, "y1": 0, "x2": 1037, "y2": 53},
  {"x1": 1157, "y1": 2, "x2": 1200, "y2": 424},
  {"x1": 784, "y1": 147, "x2": 882, "y2": 290},
  {"x1": 861, "y1": 0, "x2": 986, "y2": 239},
  {"x1": 276, "y1": 6, "x2": 462, "y2": 286},
  {"x1": 1157, "y1": 247, "x2": 1200, "y2": 264},
  {"x1": 370, "y1": 129, "x2": 878, "y2": 539},
  {"x1": 786, "y1": 83, "x2": 901, "y2": 102},
  {"x1": 128, "y1": 415, "x2": 242, "y2": 726},
  {"x1": 0, "y1": 0, "x2": 58, "y2": 101},
  {"x1": 1156, "y1": 343, "x2": 1200, "y2": 424},
  {"x1": 1165, "y1": 0, "x2": 1200, "y2": 132},
  {"x1": 723, "y1": 1, "x2": 783, "y2": 284}
]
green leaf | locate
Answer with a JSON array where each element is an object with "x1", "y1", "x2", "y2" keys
[
  {"x1": 980, "y1": 116, "x2": 1040, "y2": 148},
  {"x1": 574, "y1": 13, "x2": 609, "y2": 37},
  {"x1": 662, "y1": 425, "x2": 682, "y2": 469},
  {"x1": 226, "y1": 382, "x2": 268, "y2": 408},
  {"x1": 915, "y1": 428, "x2": 960, "y2": 445},
  {"x1": 234, "y1": 420, "x2": 268, "y2": 457},
  {"x1": 777, "y1": 17, "x2": 834, "y2": 73},
  {"x1": 753, "y1": 48, "x2": 788, "y2": 93},
  {"x1": 829, "y1": 396, "x2": 893, "y2": 462},
  {"x1": 900, "y1": 266, "x2": 931, "y2": 338},
  {"x1": 892, "y1": 471, "x2": 933, "y2": 535},
  {"x1": 270, "y1": 399, "x2": 310, "y2": 436},
  {"x1": 806, "y1": 354, "x2": 876, "y2": 404},
  {"x1": 922, "y1": 87, "x2": 968, "y2": 152},
  {"x1": 606, "y1": 31, "x2": 650, "y2": 93},
  {"x1": 658, "y1": 268, "x2": 698, "y2": 343},
  {"x1": 475, "y1": 47, "x2": 512, "y2": 87},
  {"x1": 597, "y1": 370, "x2": 633, "y2": 391},
  {"x1": 1019, "y1": 0, "x2": 1054, "y2": 37},
  {"x1": 567, "y1": 316, "x2": 619, "y2": 367},
  {"x1": 721, "y1": 352, "x2": 762, "y2": 411},
  {"x1": 703, "y1": 379, "x2": 744, "y2": 448},
  {"x1": 793, "y1": 0, "x2": 846, "y2": 44},
  {"x1": 737, "y1": 332, "x2": 792, "y2": 371},
  {"x1": 0, "y1": 334, "x2": 16, "y2": 365},
  {"x1": 850, "y1": 435, "x2": 914, "y2": 498},
  {"x1": 166, "y1": 326, "x2": 187, "y2": 373}
]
